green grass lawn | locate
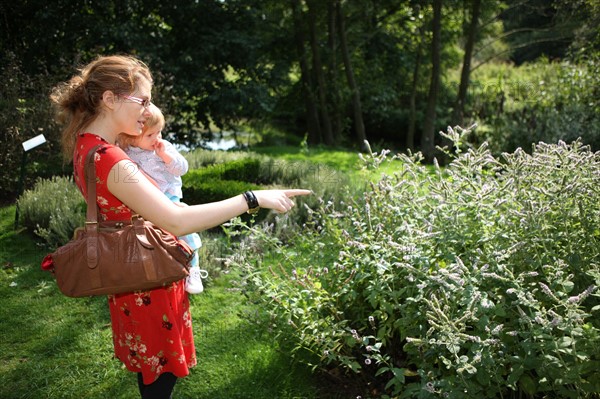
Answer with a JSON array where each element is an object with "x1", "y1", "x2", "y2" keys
[
  {"x1": 1, "y1": 145, "x2": 407, "y2": 399},
  {"x1": 0, "y1": 205, "x2": 320, "y2": 399}
]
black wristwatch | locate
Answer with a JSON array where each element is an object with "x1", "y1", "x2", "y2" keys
[{"x1": 243, "y1": 191, "x2": 260, "y2": 214}]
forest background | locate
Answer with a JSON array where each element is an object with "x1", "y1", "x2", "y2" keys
[{"x1": 1, "y1": 0, "x2": 599, "y2": 202}]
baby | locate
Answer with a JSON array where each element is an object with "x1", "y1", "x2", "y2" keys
[{"x1": 118, "y1": 104, "x2": 207, "y2": 294}]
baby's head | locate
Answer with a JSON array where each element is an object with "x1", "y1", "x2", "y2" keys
[{"x1": 118, "y1": 103, "x2": 165, "y2": 150}]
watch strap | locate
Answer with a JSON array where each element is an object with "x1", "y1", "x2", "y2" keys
[{"x1": 243, "y1": 191, "x2": 260, "y2": 214}]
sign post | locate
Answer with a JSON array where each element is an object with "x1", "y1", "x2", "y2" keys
[{"x1": 14, "y1": 134, "x2": 47, "y2": 229}]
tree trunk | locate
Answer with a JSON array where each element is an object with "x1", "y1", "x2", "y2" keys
[
  {"x1": 422, "y1": 0, "x2": 442, "y2": 162},
  {"x1": 291, "y1": 0, "x2": 321, "y2": 145},
  {"x1": 407, "y1": 28, "x2": 424, "y2": 151},
  {"x1": 327, "y1": 0, "x2": 343, "y2": 142},
  {"x1": 307, "y1": 0, "x2": 334, "y2": 145},
  {"x1": 453, "y1": 0, "x2": 481, "y2": 128},
  {"x1": 335, "y1": 0, "x2": 368, "y2": 151}
]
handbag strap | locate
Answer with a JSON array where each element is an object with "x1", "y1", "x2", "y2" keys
[
  {"x1": 83, "y1": 145, "x2": 159, "y2": 282},
  {"x1": 84, "y1": 145, "x2": 103, "y2": 224},
  {"x1": 83, "y1": 145, "x2": 103, "y2": 270}
]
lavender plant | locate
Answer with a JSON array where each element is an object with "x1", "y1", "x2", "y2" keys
[{"x1": 18, "y1": 176, "x2": 85, "y2": 247}]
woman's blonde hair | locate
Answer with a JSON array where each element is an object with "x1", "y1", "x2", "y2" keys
[
  {"x1": 50, "y1": 54, "x2": 153, "y2": 160},
  {"x1": 117, "y1": 104, "x2": 165, "y2": 150}
]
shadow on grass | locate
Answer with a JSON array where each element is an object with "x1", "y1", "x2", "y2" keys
[
  {"x1": 173, "y1": 283, "x2": 322, "y2": 399},
  {"x1": 177, "y1": 322, "x2": 318, "y2": 399},
  {"x1": 0, "y1": 219, "x2": 140, "y2": 398},
  {"x1": 0, "y1": 271, "x2": 139, "y2": 398}
]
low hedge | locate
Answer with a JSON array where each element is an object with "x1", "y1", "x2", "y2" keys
[
  {"x1": 182, "y1": 178, "x2": 261, "y2": 205},
  {"x1": 183, "y1": 158, "x2": 262, "y2": 184}
]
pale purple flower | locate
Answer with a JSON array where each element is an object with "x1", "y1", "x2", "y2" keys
[
  {"x1": 491, "y1": 324, "x2": 504, "y2": 335},
  {"x1": 425, "y1": 382, "x2": 435, "y2": 393},
  {"x1": 568, "y1": 285, "x2": 596, "y2": 304}
]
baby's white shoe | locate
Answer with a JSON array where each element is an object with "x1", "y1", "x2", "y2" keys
[{"x1": 186, "y1": 268, "x2": 208, "y2": 294}]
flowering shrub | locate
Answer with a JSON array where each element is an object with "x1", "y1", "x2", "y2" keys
[
  {"x1": 229, "y1": 129, "x2": 600, "y2": 398},
  {"x1": 18, "y1": 176, "x2": 85, "y2": 247}
]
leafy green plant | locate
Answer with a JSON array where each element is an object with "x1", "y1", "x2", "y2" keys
[
  {"x1": 17, "y1": 176, "x2": 85, "y2": 247},
  {"x1": 228, "y1": 128, "x2": 600, "y2": 398}
]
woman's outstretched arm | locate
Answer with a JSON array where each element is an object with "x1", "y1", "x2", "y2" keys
[{"x1": 107, "y1": 159, "x2": 311, "y2": 236}]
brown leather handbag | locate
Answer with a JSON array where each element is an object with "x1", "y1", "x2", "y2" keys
[{"x1": 42, "y1": 145, "x2": 193, "y2": 297}]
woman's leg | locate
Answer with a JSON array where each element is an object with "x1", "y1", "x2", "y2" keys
[
  {"x1": 138, "y1": 372, "x2": 178, "y2": 399},
  {"x1": 137, "y1": 373, "x2": 146, "y2": 398}
]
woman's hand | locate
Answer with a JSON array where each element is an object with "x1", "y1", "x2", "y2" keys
[{"x1": 254, "y1": 189, "x2": 313, "y2": 213}]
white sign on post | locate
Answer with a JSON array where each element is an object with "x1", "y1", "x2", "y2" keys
[{"x1": 22, "y1": 134, "x2": 46, "y2": 152}]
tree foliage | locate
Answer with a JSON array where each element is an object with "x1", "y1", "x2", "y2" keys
[{"x1": 1, "y1": 0, "x2": 598, "y2": 201}]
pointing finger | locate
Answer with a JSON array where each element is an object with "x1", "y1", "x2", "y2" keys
[{"x1": 283, "y1": 189, "x2": 313, "y2": 198}]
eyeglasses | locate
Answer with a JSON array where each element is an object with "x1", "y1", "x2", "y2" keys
[{"x1": 120, "y1": 94, "x2": 152, "y2": 109}]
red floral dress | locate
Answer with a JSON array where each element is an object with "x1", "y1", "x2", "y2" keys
[{"x1": 73, "y1": 133, "x2": 196, "y2": 385}]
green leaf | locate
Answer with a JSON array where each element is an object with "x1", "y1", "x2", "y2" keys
[
  {"x1": 519, "y1": 374, "x2": 538, "y2": 396},
  {"x1": 403, "y1": 369, "x2": 419, "y2": 377},
  {"x1": 557, "y1": 336, "x2": 573, "y2": 348},
  {"x1": 392, "y1": 368, "x2": 406, "y2": 384},
  {"x1": 507, "y1": 364, "x2": 524, "y2": 386},
  {"x1": 561, "y1": 281, "x2": 574, "y2": 293}
]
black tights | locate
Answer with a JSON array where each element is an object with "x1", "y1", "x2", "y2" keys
[{"x1": 137, "y1": 372, "x2": 177, "y2": 399}]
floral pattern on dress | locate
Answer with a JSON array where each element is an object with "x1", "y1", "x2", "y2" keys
[{"x1": 74, "y1": 133, "x2": 196, "y2": 385}]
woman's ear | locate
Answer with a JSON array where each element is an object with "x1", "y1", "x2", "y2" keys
[{"x1": 101, "y1": 90, "x2": 117, "y2": 110}]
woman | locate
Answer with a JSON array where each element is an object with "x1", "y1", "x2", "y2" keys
[{"x1": 50, "y1": 54, "x2": 310, "y2": 399}]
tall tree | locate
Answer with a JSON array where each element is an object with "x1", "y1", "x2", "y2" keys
[
  {"x1": 335, "y1": 0, "x2": 368, "y2": 151},
  {"x1": 290, "y1": 0, "x2": 321, "y2": 144},
  {"x1": 453, "y1": 0, "x2": 482, "y2": 128},
  {"x1": 422, "y1": 0, "x2": 443, "y2": 161},
  {"x1": 327, "y1": 0, "x2": 343, "y2": 142},
  {"x1": 307, "y1": 0, "x2": 334, "y2": 145},
  {"x1": 407, "y1": 7, "x2": 426, "y2": 152}
]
